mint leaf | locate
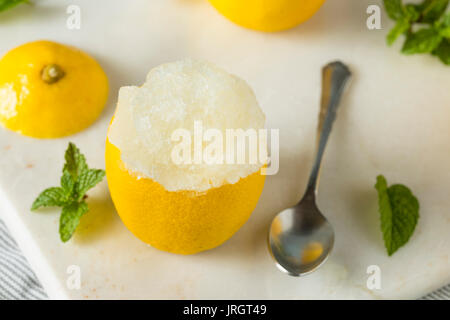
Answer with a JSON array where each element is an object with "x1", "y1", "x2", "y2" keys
[
  {"x1": 387, "y1": 18, "x2": 410, "y2": 45},
  {"x1": 31, "y1": 142, "x2": 105, "y2": 242},
  {"x1": 375, "y1": 175, "x2": 419, "y2": 256},
  {"x1": 383, "y1": 0, "x2": 406, "y2": 20},
  {"x1": 63, "y1": 142, "x2": 88, "y2": 181},
  {"x1": 442, "y1": 13, "x2": 450, "y2": 27},
  {"x1": 434, "y1": 38, "x2": 450, "y2": 64},
  {"x1": 31, "y1": 187, "x2": 67, "y2": 210},
  {"x1": 439, "y1": 26, "x2": 450, "y2": 38},
  {"x1": 420, "y1": 0, "x2": 449, "y2": 23},
  {"x1": 383, "y1": 0, "x2": 450, "y2": 65},
  {"x1": 75, "y1": 169, "x2": 105, "y2": 201},
  {"x1": 0, "y1": 0, "x2": 28, "y2": 13},
  {"x1": 59, "y1": 201, "x2": 89, "y2": 242},
  {"x1": 402, "y1": 28, "x2": 442, "y2": 54}
]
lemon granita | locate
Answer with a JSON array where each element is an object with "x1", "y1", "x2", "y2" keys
[{"x1": 105, "y1": 59, "x2": 266, "y2": 254}]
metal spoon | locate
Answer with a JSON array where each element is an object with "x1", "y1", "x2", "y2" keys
[{"x1": 268, "y1": 61, "x2": 351, "y2": 276}]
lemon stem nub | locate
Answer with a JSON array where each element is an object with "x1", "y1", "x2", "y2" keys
[{"x1": 41, "y1": 64, "x2": 65, "y2": 84}]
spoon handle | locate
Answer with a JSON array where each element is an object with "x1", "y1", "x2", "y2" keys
[{"x1": 305, "y1": 61, "x2": 351, "y2": 197}]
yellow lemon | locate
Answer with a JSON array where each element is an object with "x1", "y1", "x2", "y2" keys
[
  {"x1": 301, "y1": 242, "x2": 324, "y2": 264},
  {"x1": 105, "y1": 59, "x2": 266, "y2": 254},
  {"x1": 0, "y1": 40, "x2": 108, "y2": 138},
  {"x1": 105, "y1": 141, "x2": 265, "y2": 254},
  {"x1": 208, "y1": 0, "x2": 326, "y2": 32}
]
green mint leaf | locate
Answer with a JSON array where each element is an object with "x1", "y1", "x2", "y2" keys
[
  {"x1": 0, "y1": 0, "x2": 28, "y2": 13},
  {"x1": 75, "y1": 169, "x2": 105, "y2": 201},
  {"x1": 31, "y1": 187, "x2": 67, "y2": 210},
  {"x1": 32, "y1": 142, "x2": 105, "y2": 242},
  {"x1": 383, "y1": 0, "x2": 406, "y2": 21},
  {"x1": 63, "y1": 142, "x2": 88, "y2": 181},
  {"x1": 60, "y1": 169, "x2": 75, "y2": 197},
  {"x1": 383, "y1": 0, "x2": 450, "y2": 65},
  {"x1": 59, "y1": 201, "x2": 89, "y2": 242},
  {"x1": 442, "y1": 13, "x2": 450, "y2": 26},
  {"x1": 401, "y1": 28, "x2": 443, "y2": 54},
  {"x1": 439, "y1": 26, "x2": 450, "y2": 38},
  {"x1": 375, "y1": 175, "x2": 419, "y2": 256},
  {"x1": 387, "y1": 18, "x2": 410, "y2": 45},
  {"x1": 434, "y1": 38, "x2": 450, "y2": 64},
  {"x1": 420, "y1": 0, "x2": 449, "y2": 23}
]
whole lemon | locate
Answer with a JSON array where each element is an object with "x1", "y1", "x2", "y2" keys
[
  {"x1": 0, "y1": 40, "x2": 108, "y2": 138},
  {"x1": 105, "y1": 60, "x2": 266, "y2": 254},
  {"x1": 208, "y1": 0, "x2": 326, "y2": 32}
]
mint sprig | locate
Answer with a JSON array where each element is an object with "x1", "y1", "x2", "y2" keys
[
  {"x1": 375, "y1": 175, "x2": 420, "y2": 256},
  {"x1": 31, "y1": 143, "x2": 105, "y2": 242},
  {"x1": 0, "y1": 0, "x2": 29, "y2": 13},
  {"x1": 383, "y1": 0, "x2": 450, "y2": 65}
]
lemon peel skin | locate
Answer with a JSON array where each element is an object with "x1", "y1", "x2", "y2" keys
[{"x1": 0, "y1": 40, "x2": 108, "y2": 138}]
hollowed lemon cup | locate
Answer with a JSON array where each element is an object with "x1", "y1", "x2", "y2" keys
[{"x1": 105, "y1": 140, "x2": 266, "y2": 255}]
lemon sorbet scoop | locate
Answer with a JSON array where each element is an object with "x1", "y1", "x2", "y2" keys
[
  {"x1": 105, "y1": 59, "x2": 266, "y2": 254},
  {"x1": 0, "y1": 40, "x2": 108, "y2": 138}
]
